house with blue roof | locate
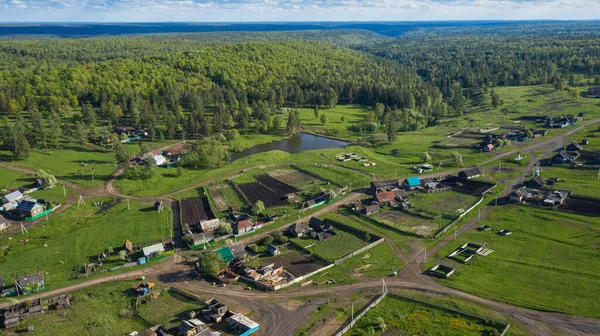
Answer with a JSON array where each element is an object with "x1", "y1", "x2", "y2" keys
[
  {"x1": 404, "y1": 176, "x2": 422, "y2": 191},
  {"x1": 15, "y1": 200, "x2": 44, "y2": 218}
]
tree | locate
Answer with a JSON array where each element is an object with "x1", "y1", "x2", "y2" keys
[
  {"x1": 48, "y1": 113, "x2": 62, "y2": 149},
  {"x1": 363, "y1": 232, "x2": 371, "y2": 243},
  {"x1": 118, "y1": 250, "x2": 128, "y2": 261},
  {"x1": 115, "y1": 143, "x2": 129, "y2": 169},
  {"x1": 218, "y1": 222, "x2": 233, "y2": 235},
  {"x1": 313, "y1": 105, "x2": 319, "y2": 119},
  {"x1": 183, "y1": 139, "x2": 230, "y2": 169},
  {"x1": 526, "y1": 130, "x2": 534, "y2": 139},
  {"x1": 81, "y1": 103, "x2": 96, "y2": 127},
  {"x1": 452, "y1": 152, "x2": 464, "y2": 167},
  {"x1": 197, "y1": 252, "x2": 226, "y2": 277},
  {"x1": 35, "y1": 169, "x2": 57, "y2": 188},
  {"x1": 277, "y1": 236, "x2": 288, "y2": 244},
  {"x1": 386, "y1": 120, "x2": 396, "y2": 143},
  {"x1": 260, "y1": 235, "x2": 274, "y2": 246},
  {"x1": 320, "y1": 113, "x2": 328, "y2": 125},
  {"x1": 252, "y1": 200, "x2": 265, "y2": 215},
  {"x1": 75, "y1": 121, "x2": 88, "y2": 147},
  {"x1": 340, "y1": 116, "x2": 345, "y2": 123},
  {"x1": 11, "y1": 128, "x2": 30, "y2": 160},
  {"x1": 421, "y1": 151, "x2": 432, "y2": 163},
  {"x1": 491, "y1": 90, "x2": 501, "y2": 109}
]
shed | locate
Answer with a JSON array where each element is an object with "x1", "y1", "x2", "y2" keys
[
  {"x1": 484, "y1": 144, "x2": 495, "y2": 152},
  {"x1": 288, "y1": 223, "x2": 307, "y2": 238},
  {"x1": 404, "y1": 176, "x2": 421, "y2": 190},
  {"x1": 16, "y1": 272, "x2": 44, "y2": 292},
  {"x1": 178, "y1": 319, "x2": 206, "y2": 336},
  {"x1": 375, "y1": 191, "x2": 396, "y2": 205},
  {"x1": 458, "y1": 168, "x2": 481, "y2": 180},
  {"x1": 266, "y1": 244, "x2": 281, "y2": 256},
  {"x1": 153, "y1": 154, "x2": 167, "y2": 166},
  {"x1": 124, "y1": 240, "x2": 133, "y2": 253},
  {"x1": 215, "y1": 247, "x2": 234, "y2": 263},
  {"x1": 2, "y1": 190, "x2": 23, "y2": 205},
  {"x1": 526, "y1": 176, "x2": 547, "y2": 189},
  {"x1": 142, "y1": 243, "x2": 165, "y2": 258},
  {"x1": 566, "y1": 142, "x2": 583, "y2": 152},
  {"x1": 364, "y1": 204, "x2": 381, "y2": 215},
  {"x1": 226, "y1": 313, "x2": 259, "y2": 335},
  {"x1": 200, "y1": 219, "x2": 221, "y2": 233}
]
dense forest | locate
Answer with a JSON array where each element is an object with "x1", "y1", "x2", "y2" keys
[
  {"x1": 358, "y1": 29, "x2": 600, "y2": 96},
  {"x1": 3, "y1": 23, "x2": 600, "y2": 172}
]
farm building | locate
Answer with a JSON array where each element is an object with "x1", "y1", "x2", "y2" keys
[
  {"x1": 1, "y1": 190, "x2": 23, "y2": 210},
  {"x1": 375, "y1": 191, "x2": 397, "y2": 205},
  {"x1": 364, "y1": 204, "x2": 381, "y2": 215},
  {"x1": 288, "y1": 223, "x2": 307, "y2": 237},
  {"x1": 544, "y1": 190, "x2": 570, "y2": 206},
  {"x1": 459, "y1": 168, "x2": 481, "y2": 180},
  {"x1": 216, "y1": 247, "x2": 235, "y2": 263},
  {"x1": 403, "y1": 176, "x2": 422, "y2": 191},
  {"x1": 234, "y1": 220, "x2": 254, "y2": 234},
  {"x1": 267, "y1": 244, "x2": 281, "y2": 256},
  {"x1": 582, "y1": 138, "x2": 590, "y2": 145},
  {"x1": 139, "y1": 324, "x2": 169, "y2": 336},
  {"x1": 589, "y1": 87, "x2": 600, "y2": 97},
  {"x1": 15, "y1": 200, "x2": 44, "y2": 217},
  {"x1": 230, "y1": 243, "x2": 247, "y2": 260},
  {"x1": 510, "y1": 187, "x2": 530, "y2": 203},
  {"x1": 203, "y1": 298, "x2": 228, "y2": 323},
  {"x1": 226, "y1": 313, "x2": 259, "y2": 335},
  {"x1": 15, "y1": 272, "x2": 45, "y2": 294},
  {"x1": 553, "y1": 150, "x2": 580, "y2": 164},
  {"x1": 566, "y1": 142, "x2": 583, "y2": 152},
  {"x1": 526, "y1": 176, "x2": 547, "y2": 189},
  {"x1": 370, "y1": 179, "x2": 400, "y2": 193},
  {"x1": 483, "y1": 144, "x2": 494, "y2": 152},
  {"x1": 200, "y1": 219, "x2": 221, "y2": 233},
  {"x1": 142, "y1": 243, "x2": 165, "y2": 258},
  {"x1": 124, "y1": 240, "x2": 133, "y2": 253}
]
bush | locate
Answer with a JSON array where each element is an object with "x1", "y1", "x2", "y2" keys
[
  {"x1": 260, "y1": 236, "x2": 274, "y2": 246},
  {"x1": 248, "y1": 243, "x2": 259, "y2": 253},
  {"x1": 277, "y1": 236, "x2": 289, "y2": 244}
]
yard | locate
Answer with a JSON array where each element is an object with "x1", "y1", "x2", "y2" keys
[
  {"x1": 307, "y1": 228, "x2": 371, "y2": 262},
  {"x1": 247, "y1": 246, "x2": 325, "y2": 278},
  {"x1": 428, "y1": 205, "x2": 600, "y2": 318},
  {"x1": 0, "y1": 197, "x2": 172, "y2": 290},
  {"x1": 348, "y1": 294, "x2": 507, "y2": 336},
  {"x1": 12, "y1": 281, "x2": 146, "y2": 335}
]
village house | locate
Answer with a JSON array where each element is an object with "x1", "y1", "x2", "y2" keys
[
  {"x1": 138, "y1": 324, "x2": 169, "y2": 336},
  {"x1": 370, "y1": 179, "x2": 400, "y2": 193},
  {"x1": 553, "y1": 150, "x2": 580, "y2": 164},
  {"x1": 364, "y1": 204, "x2": 381, "y2": 215},
  {"x1": 230, "y1": 243, "x2": 247, "y2": 260},
  {"x1": 15, "y1": 200, "x2": 44, "y2": 218},
  {"x1": 483, "y1": 144, "x2": 494, "y2": 152},
  {"x1": 458, "y1": 168, "x2": 481, "y2": 180},
  {"x1": 288, "y1": 223, "x2": 307, "y2": 238},
  {"x1": 588, "y1": 87, "x2": 600, "y2": 97},
  {"x1": 543, "y1": 190, "x2": 570, "y2": 206},
  {"x1": 375, "y1": 191, "x2": 397, "y2": 205},
  {"x1": 267, "y1": 244, "x2": 281, "y2": 256},
  {"x1": 526, "y1": 176, "x2": 547, "y2": 189},
  {"x1": 178, "y1": 318, "x2": 208, "y2": 336},
  {"x1": 15, "y1": 272, "x2": 45, "y2": 295},
  {"x1": 234, "y1": 220, "x2": 254, "y2": 234},
  {"x1": 510, "y1": 187, "x2": 530, "y2": 203},
  {"x1": 403, "y1": 176, "x2": 422, "y2": 191},
  {"x1": 200, "y1": 219, "x2": 221, "y2": 233},
  {"x1": 566, "y1": 142, "x2": 583, "y2": 152},
  {"x1": 142, "y1": 243, "x2": 165, "y2": 259}
]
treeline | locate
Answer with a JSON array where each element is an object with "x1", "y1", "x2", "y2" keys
[{"x1": 359, "y1": 33, "x2": 600, "y2": 95}]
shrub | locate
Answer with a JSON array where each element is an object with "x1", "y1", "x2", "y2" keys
[{"x1": 260, "y1": 236, "x2": 274, "y2": 246}]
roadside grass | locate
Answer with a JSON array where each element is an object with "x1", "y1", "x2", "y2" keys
[
  {"x1": 348, "y1": 294, "x2": 506, "y2": 336},
  {"x1": 16, "y1": 281, "x2": 145, "y2": 336},
  {"x1": 137, "y1": 289, "x2": 201, "y2": 329},
  {"x1": 0, "y1": 198, "x2": 172, "y2": 289},
  {"x1": 427, "y1": 205, "x2": 600, "y2": 318}
]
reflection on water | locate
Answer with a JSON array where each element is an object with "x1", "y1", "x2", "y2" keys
[{"x1": 230, "y1": 133, "x2": 348, "y2": 161}]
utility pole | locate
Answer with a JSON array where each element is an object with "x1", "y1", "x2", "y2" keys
[
  {"x1": 423, "y1": 248, "x2": 427, "y2": 263},
  {"x1": 20, "y1": 222, "x2": 28, "y2": 234},
  {"x1": 63, "y1": 185, "x2": 66, "y2": 197},
  {"x1": 127, "y1": 198, "x2": 130, "y2": 211},
  {"x1": 454, "y1": 225, "x2": 457, "y2": 240}
]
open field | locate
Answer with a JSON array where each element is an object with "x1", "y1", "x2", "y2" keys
[
  {"x1": 375, "y1": 210, "x2": 444, "y2": 237},
  {"x1": 409, "y1": 191, "x2": 481, "y2": 218},
  {"x1": 298, "y1": 105, "x2": 372, "y2": 140},
  {"x1": 348, "y1": 294, "x2": 507, "y2": 336},
  {"x1": 428, "y1": 205, "x2": 600, "y2": 318},
  {"x1": 306, "y1": 227, "x2": 373, "y2": 262},
  {"x1": 0, "y1": 198, "x2": 172, "y2": 289},
  {"x1": 7, "y1": 281, "x2": 146, "y2": 335}
]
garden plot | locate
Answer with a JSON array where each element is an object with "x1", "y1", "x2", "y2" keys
[
  {"x1": 409, "y1": 191, "x2": 481, "y2": 218},
  {"x1": 254, "y1": 174, "x2": 299, "y2": 196},
  {"x1": 237, "y1": 182, "x2": 288, "y2": 208},
  {"x1": 208, "y1": 187, "x2": 229, "y2": 212},
  {"x1": 248, "y1": 247, "x2": 325, "y2": 278},
  {"x1": 375, "y1": 210, "x2": 443, "y2": 237},
  {"x1": 180, "y1": 197, "x2": 215, "y2": 224},
  {"x1": 267, "y1": 169, "x2": 321, "y2": 189}
]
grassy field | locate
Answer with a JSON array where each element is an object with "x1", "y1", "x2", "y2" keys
[
  {"x1": 409, "y1": 191, "x2": 481, "y2": 218},
  {"x1": 375, "y1": 210, "x2": 447, "y2": 237},
  {"x1": 0, "y1": 198, "x2": 172, "y2": 290},
  {"x1": 427, "y1": 205, "x2": 600, "y2": 318},
  {"x1": 0, "y1": 167, "x2": 72, "y2": 204},
  {"x1": 13, "y1": 281, "x2": 146, "y2": 335},
  {"x1": 348, "y1": 294, "x2": 507, "y2": 336},
  {"x1": 541, "y1": 166, "x2": 600, "y2": 198},
  {"x1": 137, "y1": 289, "x2": 202, "y2": 329},
  {"x1": 298, "y1": 105, "x2": 371, "y2": 140},
  {"x1": 307, "y1": 226, "x2": 371, "y2": 262}
]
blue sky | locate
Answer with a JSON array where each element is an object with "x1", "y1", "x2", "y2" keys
[{"x1": 0, "y1": 0, "x2": 595, "y2": 22}]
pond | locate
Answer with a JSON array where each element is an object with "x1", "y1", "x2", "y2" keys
[{"x1": 230, "y1": 133, "x2": 348, "y2": 161}]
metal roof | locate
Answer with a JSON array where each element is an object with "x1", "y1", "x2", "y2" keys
[
  {"x1": 142, "y1": 243, "x2": 165, "y2": 257},
  {"x1": 2, "y1": 191, "x2": 23, "y2": 203},
  {"x1": 406, "y1": 176, "x2": 421, "y2": 187}
]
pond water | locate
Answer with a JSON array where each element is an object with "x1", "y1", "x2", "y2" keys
[{"x1": 230, "y1": 132, "x2": 348, "y2": 161}]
